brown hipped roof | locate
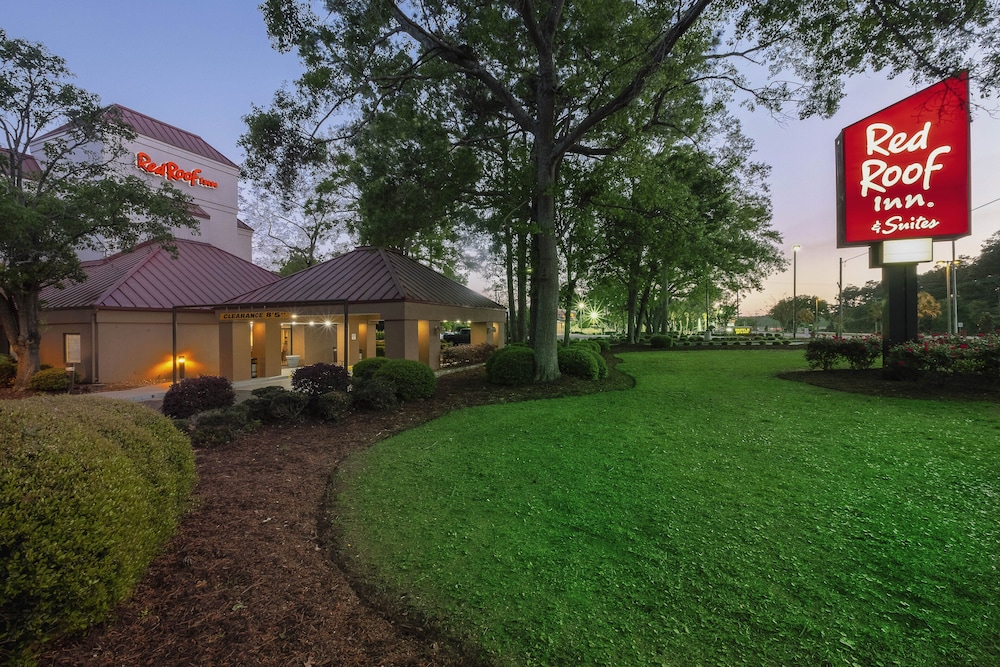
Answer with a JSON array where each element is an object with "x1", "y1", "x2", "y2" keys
[
  {"x1": 228, "y1": 247, "x2": 504, "y2": 310},
  {"x1": 40, "y1": 239, "x2": 278, "y2": 310},
  {"x1": 33, "y1": 104, "x2": 237, "y2": 169}
]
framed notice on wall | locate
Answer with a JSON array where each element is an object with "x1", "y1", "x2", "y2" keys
[{"x1": 64, "y1": 333, "x2": 82, "y2": 364}]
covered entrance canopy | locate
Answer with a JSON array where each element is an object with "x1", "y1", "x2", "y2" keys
[{"x1": 212, "y1": 247, "x2": 506, "y2": 382}]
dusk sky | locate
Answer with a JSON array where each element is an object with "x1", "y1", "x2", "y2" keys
[{"x1": 5, "y1": 2, "x2": 1000, "y2": 316}]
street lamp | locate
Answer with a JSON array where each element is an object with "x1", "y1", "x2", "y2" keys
[
  {"x1": 935, "y1": 259, "x2": 961, "y2": 334},
  {"x1": 792, "y1": 244, "x2": 801, "y2": 339}
]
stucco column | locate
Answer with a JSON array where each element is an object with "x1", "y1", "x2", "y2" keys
[
  {"x1": 219, "y1": 320, "x2": 252, "y2": 381},
  {"x1": 253, "y1": 321, "x2": 283, "y2": 378},
  {"x1": 383, "y1": 319, "x2": 420, "y2": 361}
]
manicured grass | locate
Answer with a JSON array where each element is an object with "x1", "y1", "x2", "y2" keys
[{"x1": 334, "y1": 351, "x2": 999, "y2": 666}]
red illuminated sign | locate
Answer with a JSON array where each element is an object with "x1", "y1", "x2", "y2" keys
[
  {"x1": 836, "y1": 75, "x2": 969, "y2": 247},
  {"x1": 135, "y1": 152, "x2": 219, "y2": 189}
]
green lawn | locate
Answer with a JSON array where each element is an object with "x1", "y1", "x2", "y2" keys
[{"x1": 333, "y1": 351, "x2": 1000, "y2": 666}]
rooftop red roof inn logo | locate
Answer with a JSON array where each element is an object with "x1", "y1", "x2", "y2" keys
[
  {"x1": 135, "y1": 151, "x2": 219, "y2": 189},
  {"x1": 836, "y1": 75, "x2": 969, "y2": 247}
]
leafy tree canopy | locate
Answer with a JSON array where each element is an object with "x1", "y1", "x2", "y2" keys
[{"x1": 1, "y1": 31, "x2": 197, "y2": 389}]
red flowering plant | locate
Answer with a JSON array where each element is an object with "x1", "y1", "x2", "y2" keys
[{"x1": 887, "y1": 333, "x2": 1000, "y2": 378}]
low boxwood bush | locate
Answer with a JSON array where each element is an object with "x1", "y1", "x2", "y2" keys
[
  {"x1": 485, "y1": 345, "x2": 536, "y2": 386},
  {"x1": 352, "y1": 357, "x2": 392, "y2": 383},
  {"x1": 316, "y1": 390, "x2": 353, "y2": 422},
  {"x1": 0, "y1": 354, "x2": 15, "y2": 387},
  {"x1": 162, "y1": 375, "x2": 236, "y2": 419},
  {"x1": 352, "y1": 376, "x2": 400, "y2": 411},
  {"x1": 28, "y1": 367, "x2": 81, "y2": 392},
  {"x1": 268, "y1": 390, "x2": 311, "y2": 421},
  {"x1": 291, "y1": 363, "x2": 350, "y2": 396},
  {"x1": 558, "y1": 346, "x2": 600, "y2": 380},
  {"x1": 1, "y1": 396, "x2": 195, "y2": 664},
  {"x1": 373, "y1": 359, "x2": 437, "y2": 401},
  {"x1": 188, "y1": 404, "x2": 258, "y2": 448},
  {"x1": 649, "y1": 335, "x2": 671, "y2": 349}
]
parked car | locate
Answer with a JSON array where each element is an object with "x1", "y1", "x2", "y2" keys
[{"x1": 442, "y1": 328, "x2": 471, "y2": 345}]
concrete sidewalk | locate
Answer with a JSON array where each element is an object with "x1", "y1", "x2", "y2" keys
[{"x1": 93, "y1": 371, "x2": 293, "y2": 403}]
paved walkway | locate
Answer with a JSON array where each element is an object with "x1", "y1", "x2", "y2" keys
[
  {"x1": 91, "y1": 363, "x2": 480, "y2": 404},
  {"x1": 94, "y1": 371, "x2": 293, "y2": 403}
]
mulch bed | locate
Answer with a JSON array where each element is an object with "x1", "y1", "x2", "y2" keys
[{"x1": 11, "y1": 351, "x2": 994, "y2": 666}]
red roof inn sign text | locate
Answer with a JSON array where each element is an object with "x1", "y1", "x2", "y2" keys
[
  {"x1": 135, "y1": 152, "x2": 219, "y2": 189},
  {"x1": 836, "y1": 75, "x2": 970, "y2": 247}
]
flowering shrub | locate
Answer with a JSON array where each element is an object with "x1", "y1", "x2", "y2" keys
[
  {"x1": 887, "y1": 333, "x2": 1000, "y2": 378},
  {"x1": 440, "y1": 342, "x2": 494, "y2": 367},
  {"x1": 805, "y1": 336, "x2": 881, "y2": 371}
]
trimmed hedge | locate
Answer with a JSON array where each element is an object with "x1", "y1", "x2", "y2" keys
[
  {"x1": 373, "y1": 359, "x2": 437, "y2": 401},
  {"x1": 187, "y1": 404, "x2": 258, "y2": 448},
  {"x1": 291, "y1": 363, "x2": 351, "y2": 396},
  {"x1": 352, "y1": 357, "x2": 392, "y2": 383},
  {"x1": 485, "y1": 345, "x2": 536, "y2": 386},
  {"x1": 162, "y1": 375, "x2": 236, "y2": 419},
  {"x1": 558, "y1": 346, "x2": 600, "y2": 379},
  {"x1": 28, "y1": 367, "x2": 81, "y2": 392},
  {"x1": 316, "y1": 390, "x2": 353, "y2": 422},
  {"x1": 1, "y1": 396, "x2": 195, "y2": 664},
  {"x1": 351, "y1": 376, "x2": 400, "y2": 411}
]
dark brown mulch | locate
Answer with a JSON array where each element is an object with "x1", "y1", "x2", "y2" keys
[
  {"x1": 779, "y1": 367, "x2": 1000, "y2": 403},
  {"x1": 18, "y1": 352, "x2": 995, "y2": 666},
  {"x1": 31, "y1": 363, "x2": 632, "y2": 667}
]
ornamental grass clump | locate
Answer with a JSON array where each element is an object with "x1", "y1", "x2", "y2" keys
[{"x1": 1, "y1": 396, "x2": 195, "y2": 665}]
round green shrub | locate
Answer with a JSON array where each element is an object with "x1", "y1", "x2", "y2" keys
[
  {"x1": 250, "y1": 385, "x2": 288, "y2": 400},
  {"x1": 650, "y1": 335, "x2": 671, "y2": 349},
  {"x1": 352, "y1": 376, "x2": 400, "y2": 411},
  {"x1": 594, "y1": 338, "x2": 611, "y2": 352},
  {"x1": 352, "y1": 357, "x2": 392, "y2": 383},
  {"x1": 557, "y1": 346, "x2": 599, "y2": 379},
  {"x1": 485, "y1": 345, "x2": 536, "y2": 386},
  {"x1": 28, "y1": 367, "x2": 80, "y2": 392},
  {"x1": 0, "y1": 396, "x2": 195, "y2": 664},
  {"x1": 0, "y1": 354, "x2": 15, "y2": 387},
  {"x1": 162, "y1": 375, "x2": 236, "y2": 419},
  {"x1": 316, "y1": 390, "x2": 353, "y2": 422},
  {"x1": 373, "y1": 359, "x2": 437, "y2": 401},
  {"x1": 571, "y1": 339, "x2": 602, "y2": 355},
  {"x1": 268, "y1": 390, "x2": 311, "y2": 421},
  {"x1": 188, "y1": 404, "x2": 257, "y2": 448},
  {"x1": 291, "y1": 363, "x2": 350, "y2": 396}
]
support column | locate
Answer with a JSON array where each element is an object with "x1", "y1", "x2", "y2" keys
[
  {"x1": 219, "y1": 321, "x2": 252, "y2": 381},
  {"x1": 882, "y1": 263, "x2": 919, "y2": 376}
]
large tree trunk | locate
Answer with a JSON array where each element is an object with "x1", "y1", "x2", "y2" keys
[
  {"x1": 515, "y1": 228, "x2": 528, "y2": 342},
  {"x1": 0, "y1": 290, "x2": 43, "y2": 391},
  {"x1": 532, "y1": 161, "x2": 561, "y2": 381}
]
